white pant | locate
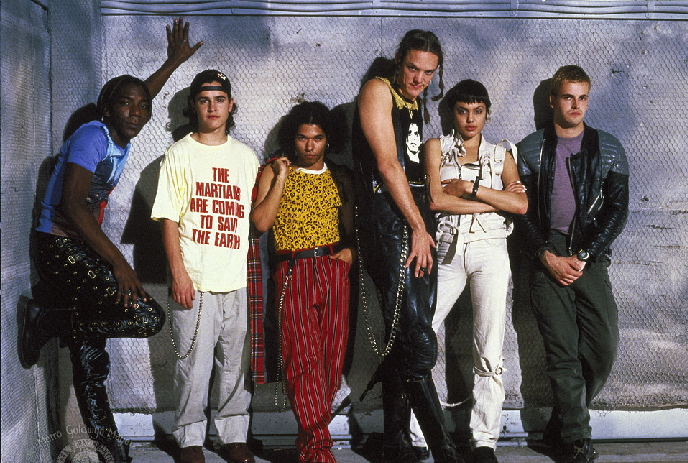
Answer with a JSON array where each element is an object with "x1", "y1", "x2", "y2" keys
[
  {"x1": 170, "y1": 288, "x2": 252, "y2": 447},
  {"x1": 411, "y1": 238, "x2": 509, "y2": 449}
]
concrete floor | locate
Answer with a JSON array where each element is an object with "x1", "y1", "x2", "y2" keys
[{"x1": 130, "y1": 439, "x2": 688, "y2": 462}]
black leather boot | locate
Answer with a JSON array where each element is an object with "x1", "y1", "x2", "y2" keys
[
  {"x1": 20, "y1": 300, "x2": 72, "y2": 368},
  {"x1": 407, "y1": 376, "x2": 463, "y2": 463},
  {"x1": 100, "y1": 438, "x2": 132, "y2": 463},
  {"x1": 70, "y1": 338, "x2": 131, "y2": 463},
  {"x1": 563, "y1": 438, "x2": 596, "y2": 463},
  {"x1": 382, "y1": 376, "x2": 419, "y2": 463}
]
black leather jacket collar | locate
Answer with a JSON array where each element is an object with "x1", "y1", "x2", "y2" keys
[{"x1": 517, "y1": 123, "x2": 629, "y2": 261}]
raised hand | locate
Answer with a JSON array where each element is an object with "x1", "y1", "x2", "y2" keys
[{"x1": 166, "y1": 17, "x2": 203, "y2": 66}]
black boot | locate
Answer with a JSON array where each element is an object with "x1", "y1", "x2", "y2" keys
[
  {"x1": 100, "y1": 438, "x2": 132, "y2": 463},
  {"x1": 70, "y1": 338, "x2": 131, "y2": 463},
  {"x1": 382, "y1": 376, "x2": 419, "y2": 463},
  {"x1": 20, "y1": 300, "x2": 72, "y2": 368},
  {"x1": 407, "y1": 376, "x2": 463, "y2": 463},
  {"x1": 544, "y1": 410, "x2": 598, "y2": 461},
  {"x1": 563, "y1": 438, "x2": 596, "y2": 463}
]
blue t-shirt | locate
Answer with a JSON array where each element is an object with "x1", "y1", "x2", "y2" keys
[{"x1": 36, "y1": 120, "x2": 131, "y2": 237}]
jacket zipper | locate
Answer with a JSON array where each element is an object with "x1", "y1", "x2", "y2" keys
[
  {"x1": 587, "y1": 191, "x2": 603, "y2": 216},
  {"x1": 537, "y1": 140, "x2": 544, "y2": 228}
]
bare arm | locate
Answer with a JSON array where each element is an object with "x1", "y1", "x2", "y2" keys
[
  {"x1": 144, "y1": 17, "x2": 203, "y2": 98},
  {"x1": 358, "y1": 79, "x2": 434, "y2": 277},
  {"x1": 161, "y1": 218, "x2": 195, "y2": 309},
  {"x1": 438, "y1": 150, "x2": 528, "y2": 215},
  {"x1": 59, "y1": 163, "x2": 144, "y2": 307},
  {"x1": 425, "y1": 138, "x2": 499, "y2": 215},
  {"x1": 250, "y1": 157, "x2": 290, "y2": 233}
]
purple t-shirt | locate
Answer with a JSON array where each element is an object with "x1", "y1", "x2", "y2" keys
[
  {"x1": 36, "y1": 121, "x2": 131, "y2": 237},
  {"x1": 550, "y1": 132, "x2": 583, "y2": 234}
]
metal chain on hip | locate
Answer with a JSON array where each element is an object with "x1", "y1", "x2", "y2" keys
[
  {"x1": 273, "y1": 262, "x2": 293, "y2": 412},
  {"x1": 168, "y1": 292, "x2": 203, "y2": 360},
  {"x1": 355, "y1": 205, "x2": 408, "y2": 358}
]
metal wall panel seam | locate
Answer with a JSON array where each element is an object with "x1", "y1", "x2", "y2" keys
[
  {"x1": 100, "y1": 6, "x2": 688, "y2": 17},
  {"x1": 648, "y1": 0, "x2": 656, "y2": 14}
]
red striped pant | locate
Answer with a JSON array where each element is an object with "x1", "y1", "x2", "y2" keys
[{"x1": 274, "y1": 256, "x2": 350, "y2": 463}]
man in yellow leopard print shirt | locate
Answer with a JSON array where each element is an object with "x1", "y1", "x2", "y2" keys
[{"x1": 251, "y1": 102, "x2": 356, "y2": 463}]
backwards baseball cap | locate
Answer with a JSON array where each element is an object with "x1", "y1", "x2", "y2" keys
[{"x1": 189, "y1": 69, "x2": 232, "y2": 101}]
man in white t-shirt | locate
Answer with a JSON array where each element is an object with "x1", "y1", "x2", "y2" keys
[{"x1": 152, "y1": 70, "x2": 259, "y2": 463}]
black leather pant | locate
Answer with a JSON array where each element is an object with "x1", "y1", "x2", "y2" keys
[
  {"x1": 361, "y1": 192, "x2": 453, "y2": 454},
  {"x1": 34, "y1": 232, "x2": 164, "y2": 457}
]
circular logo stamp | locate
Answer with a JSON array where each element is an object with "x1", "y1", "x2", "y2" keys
[{"x1": 56, "y1": 439, "x2": 114, "y2": 463}]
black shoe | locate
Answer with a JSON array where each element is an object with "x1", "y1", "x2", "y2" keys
[
  {"x1": 20, "y1": 300, "x2": 48, "y2": 368},
  {"x1": 563, "y1": 438, "x2": 596, "y2": 463},
  {"x1": 413, "y1": 445, "x2": 430, "y2": 461},
  {"x1": 473, "y1": 446, "x2": 498, "y2": 463},
  {"x1": 100, "y1": 439, "x2": 132, "y2": 463}
]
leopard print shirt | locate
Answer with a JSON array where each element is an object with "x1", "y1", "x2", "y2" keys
[{"x1": 273, "y1": 167, "x2": 341, "y2": 251}]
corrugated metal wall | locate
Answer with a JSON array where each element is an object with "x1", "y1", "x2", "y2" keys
[
  {"x1": 2, "y1": 1, "x2": 54, "y2": 462},
  {"x1": 2, "y1": 1, "x2": 687, "y2": 460},
  {"x1": 97, "y1": 14, "x2": 688, "y2": 419},
  {"x1": 1, "y1": 1, "x2": 102, "y2": 461},
  {"x1": 100, "y1": 0, "x2": 688, "y2": 19}
]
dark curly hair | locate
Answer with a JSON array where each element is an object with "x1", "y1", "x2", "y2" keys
[{"x1": 277, "y1": 101, "x2": 332, "y2": 162}]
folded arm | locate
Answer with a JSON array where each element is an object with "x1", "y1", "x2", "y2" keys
[{"x1": 428, "y1": 139, "x2": 527, "y2": 215}]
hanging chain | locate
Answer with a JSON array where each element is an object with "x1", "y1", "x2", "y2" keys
[
  {"x1": 168, "y1": 292, "x2": 203, "y2": 360},
  {"x1": 356, "y1": 205, "x2": 408, "y2": 358},
  {"x1": 273, "y1": 263, "x2": 293, "y2": 412}
]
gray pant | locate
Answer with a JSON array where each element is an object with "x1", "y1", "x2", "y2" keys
[
  {"x1": 170, "y1": 288, "x2": 252, "y2": 447},
  {"x1": 531, "y1": 232, "x2": 619, "y2": 442}
]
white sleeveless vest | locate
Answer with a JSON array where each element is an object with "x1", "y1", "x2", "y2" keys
[{"x1": 435, "y1": 131, "x2": 516, "y2": 262}]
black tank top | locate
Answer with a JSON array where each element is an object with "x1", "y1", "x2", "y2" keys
[{"x1": 352, "y1": 77, "x2": 425, "y2": 197}]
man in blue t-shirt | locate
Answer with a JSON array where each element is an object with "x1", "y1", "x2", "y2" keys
[{"x1": 21, "y1": 18, "x2": 202, "y2": 463}]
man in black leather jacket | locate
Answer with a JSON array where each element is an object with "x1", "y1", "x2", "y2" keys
[{"x1": 516, "y1": 65, "x2": 629, "y2": 463}]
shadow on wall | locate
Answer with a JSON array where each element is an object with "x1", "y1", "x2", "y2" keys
[
  {"x1": 533, "y1": 79, "x2": 553, "y2": 131},
  {"x1": 121, "y1": 86, "x2": 194, "y2": 285},
  {"x1": 120, "y1": 87, "x2": 193, "y2": 417}
]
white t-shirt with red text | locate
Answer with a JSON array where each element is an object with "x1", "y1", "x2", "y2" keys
[{"x1": 152, "y1": 133, "x2": 259, "y2": 292}]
